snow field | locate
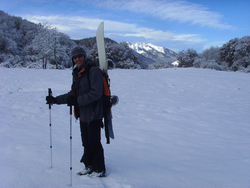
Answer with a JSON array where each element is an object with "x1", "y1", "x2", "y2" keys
[{"x1": 0, "y1": 68, "x2": 249, "y2": 188}]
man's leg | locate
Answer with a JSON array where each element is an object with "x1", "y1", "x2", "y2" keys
[
  {"x1": 80, "y1": 121, "x2": 93, "y2": 168},
  {"x1": 87, "y1": 119, "x2": 106, "y2": 173}
]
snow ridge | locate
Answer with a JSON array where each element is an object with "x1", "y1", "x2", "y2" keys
[
  {"x1": 127, "y1": 42, "x2": 176, "y2": 55},
  {"x1": 127, "y1": 42, "x2": 178, "y2": 68}
]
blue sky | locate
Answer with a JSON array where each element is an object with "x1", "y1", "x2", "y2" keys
[{"x1": 1, "y1": 0, "x2": 249, "y2": 53}]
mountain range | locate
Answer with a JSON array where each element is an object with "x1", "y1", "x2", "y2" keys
[{"x1": 127, "y1": 42, "x2": 178, "y2": 67}]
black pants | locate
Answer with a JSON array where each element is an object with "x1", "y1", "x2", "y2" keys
[{"x1": 80, "y1": 119, "x2": 105, "y2": 172}]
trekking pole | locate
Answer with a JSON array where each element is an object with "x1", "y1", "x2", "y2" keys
[
  {"x1": 48, "y1": 88, "x2": 53, "y2": 169},
  {"x1": 69, "y1": 105, "x2": 73, "y2": 186}
]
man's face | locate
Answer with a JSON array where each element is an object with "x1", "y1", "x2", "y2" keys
[{"x1": 73, "y1": 54, "x2": 84, "y2": 68}]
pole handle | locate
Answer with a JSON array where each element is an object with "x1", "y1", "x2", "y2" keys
[
  {"x1": 48, "y1": 88, "x2": 52, "y2": 109},
  {"x1": 70, "y1": 105, "x2": 72, "y2": 115}
]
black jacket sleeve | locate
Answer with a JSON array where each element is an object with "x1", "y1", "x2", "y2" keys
[{"x1": 56, "y1": 90, "x2": 73, "y2": 104}]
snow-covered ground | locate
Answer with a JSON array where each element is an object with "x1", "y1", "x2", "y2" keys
[{"x1": 0, "y1": 68, "x2": 249, "y2": 188}]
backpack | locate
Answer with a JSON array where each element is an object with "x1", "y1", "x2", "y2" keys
[
  {"x1": 87, "y1": 64, "x2": 112, "y2": 114},
  {"x1": 87, "y1": 64, "x2": 113, "y2": 144},
  {"x1": 73, "y1": 61, "x2": 115, "y2": 144}
]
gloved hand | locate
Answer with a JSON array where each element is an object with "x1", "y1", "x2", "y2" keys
[
  {"x1": 67, "y1": 95, "x2": 77, "y2": 106},
  {"x1": 46, "y1": 95, "x2": 57, "y2": 104}
]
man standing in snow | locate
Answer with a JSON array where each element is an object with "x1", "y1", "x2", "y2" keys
[{"x1": 46, "y1": 46, "x2": 106, "y2": 177}]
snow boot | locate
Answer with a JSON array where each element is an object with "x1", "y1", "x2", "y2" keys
[
  {"x1": 77, "y1": 166, "x2": 93, "y2": 176},
  {"x1": 88, "y1": 171, "x2": 106, "y2": 178}
]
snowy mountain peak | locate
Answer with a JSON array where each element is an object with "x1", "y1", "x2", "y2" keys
[
  {"x1": 127, "y1": 42, "x2": 178, "y2": 67},
  {"x1": 147, "y1": 43, "x2": 165, "y2": 53},
  {"x1": 128, "y1": 42, "x2": 164, "y2": 54},
  {"x1": 127, "y1": 42, "x2": 177, "y2": 56}
]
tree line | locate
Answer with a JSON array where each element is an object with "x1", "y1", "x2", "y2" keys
[
  {"x1": 177, "y1": 36, "x2": 250, "y2": 72},
  {"x1": 0, "y1": 11, "x2": 75, "y2": 69}
]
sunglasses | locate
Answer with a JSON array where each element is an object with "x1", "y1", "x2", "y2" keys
[{"x1": 73, "y1": 54, "x2": 84, "y2": 60}]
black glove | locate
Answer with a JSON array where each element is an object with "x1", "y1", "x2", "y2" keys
[
  {"x1": 67, "y1": 95, "x2": 77, "y2": 106},
  {"x1": 46, "y1": 95, "x2": 57, "y2": 104}
]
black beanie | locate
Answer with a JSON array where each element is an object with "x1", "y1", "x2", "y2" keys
[{"x1": 71, "y1": 46, "x2": 87, "y2": 66}]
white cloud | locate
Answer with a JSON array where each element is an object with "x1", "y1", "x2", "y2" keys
[
  {"x1": 26, "y1": 15, "x2": 103, "y2": 31},
  {"x1": 24, "y1": 14, "x2": 205, "y2": 43},
  {"x1": 95, "y1": 0, "x2": 232, "y2": 29}
]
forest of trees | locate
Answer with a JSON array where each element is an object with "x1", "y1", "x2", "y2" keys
[
  {"x1": 1, "y1": 10, "x2": 249, "y2": 72},
  {"x1": 177, "y1": 36, "x2": 250, "y2": 72},
  {"x1": 0, "y1": 11, "x2": 75, "y2": 69}
]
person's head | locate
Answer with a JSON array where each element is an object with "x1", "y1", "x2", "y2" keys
[{"x1": 71, "y1": 46, "x2": 87, "y2": 68}]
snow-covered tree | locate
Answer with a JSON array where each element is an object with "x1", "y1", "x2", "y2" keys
[
  {"x1": 220, "y1": 38, "x2": 239, "y2": 68},
  {"x1": 219, "y1": 36, "x2": 250, "y2": 71},
  {"x1": 24, "y1": 24, "x2": 75, "y2": 69},
  {"x1": 232, "y1": 36, "x2": 250, "y2": 71},
  {"x1": 202, "y1": 46, "x2": 220, "y2": 62},
  {"x1": 0, "y1": 11, "x2": 75, "y2": 69},
  {"x1": 193, "y1": 46, "x2": 228, "y2": 71},
  {"x1": 177, "y1": 49, "x2": 198, "y2": 67}
]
